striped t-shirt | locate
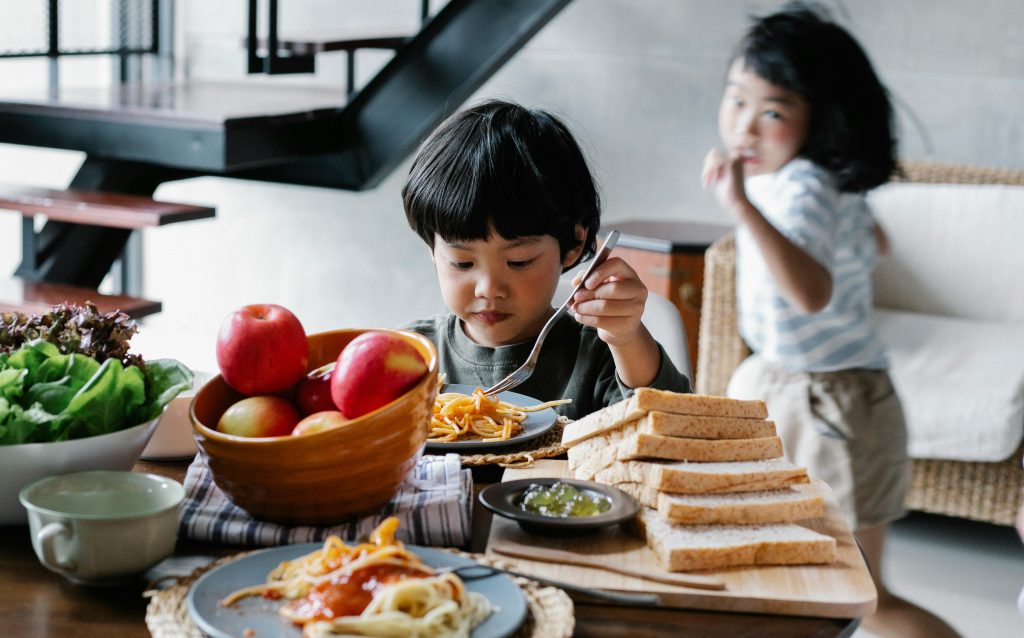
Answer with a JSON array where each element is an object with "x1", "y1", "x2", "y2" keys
[{"x1": 736, "y1": 158, "x2": 887, "y2": 372}]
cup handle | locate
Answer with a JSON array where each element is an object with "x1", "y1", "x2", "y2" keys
[{"x1": 37, "y1": 522, "x2": 77, "y2": 573}]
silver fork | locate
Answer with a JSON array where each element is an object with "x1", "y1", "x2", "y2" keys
[
  {"x1": 482, "y1": 230, "x2": 620, "y2": 396},
  {"x1": 439, "y1": 561, "x2": 661, "y2": 606}
]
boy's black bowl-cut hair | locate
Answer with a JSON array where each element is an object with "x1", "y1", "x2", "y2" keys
[{"x1": 403, "y1": 100, "x2": 600, "y2": 270}]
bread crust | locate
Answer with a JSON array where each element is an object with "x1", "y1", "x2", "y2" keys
[
  {"x1": 636, "y1": 508, "x2": 837, "y2": 572},
  {"x1": 571, "y1": 457, "x2": 810, "y2": 495},
  {"x1": 562, "y1": 390, "x2": 768, "y2": 447}
]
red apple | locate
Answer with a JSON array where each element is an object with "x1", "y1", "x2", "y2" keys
[
  {"x1": 291, "y1": 410, "x2": 349, "y2": 437},
  {"x1": 216, "y1": 396, "x2": 301, "y2": 437},
  {"x1": 216, "y1": 304, "x2": 308, "y2": 396},
  {"x1": 295, "y1": 363, "x2": 336, "y2": 416},
  {"x1": 331, "y1": 332, "x2": 428, "y2": 419}
]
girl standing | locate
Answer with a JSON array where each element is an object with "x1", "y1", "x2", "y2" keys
[{"x1": 703, "y1": 5, "x2": 957, "y2": 637}]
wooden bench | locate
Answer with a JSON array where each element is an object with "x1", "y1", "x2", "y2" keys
[
  {"x1": 0, "y1": 186, "x2": 215, "y2": 228},
  {"x1": 0, "y1": 280, "x2": 161, "y2": 319},
  {"x1": 0, "y1": 186, "x2": 215, "y2": 319}
]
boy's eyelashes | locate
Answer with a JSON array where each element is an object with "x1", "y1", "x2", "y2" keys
[{"x1": 447, "y1": 258, "x2": 537, "y2": 271}]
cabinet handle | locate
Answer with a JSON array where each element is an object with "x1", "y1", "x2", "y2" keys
[{"x1": 678, "y1": 283, "x2": 701, "y2": 313}]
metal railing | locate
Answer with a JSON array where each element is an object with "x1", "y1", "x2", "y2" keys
[
  {"x1": 245, "y1": 0, "x2": 432, "y2": 94},
  {"x1": 0, "y1": 0, "x2": 160, "y2": 59}
]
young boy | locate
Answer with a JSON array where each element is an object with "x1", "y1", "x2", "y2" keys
[{"x1": 402, "y1": 100, "x2": 690, "y2": 419}]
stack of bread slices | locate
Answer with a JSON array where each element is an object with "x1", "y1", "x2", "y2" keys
[{"x1": 563, "y1": 388, "x2": 837, "y2": 572}]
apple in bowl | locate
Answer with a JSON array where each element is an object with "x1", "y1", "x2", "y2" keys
[
  {"x1": 216, "y1": 396, "x2": 301, "y2": 438},
  {"x1": 190, "y1": 329, "x2": 438, "y2": 525},
  {"x1": 215, "y1": 304, "x2": 308, "y2": 396},
  {"x1": 292, "y1": 411, "x2": 349, "y2": 436},
  {"x1": 331, "y1": 331, "x2": 429, "y2": 419},
  {"x1": 295, "y1": 363, "x2": 336, "y2": 416}
]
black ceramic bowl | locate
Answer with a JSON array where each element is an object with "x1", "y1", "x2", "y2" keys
[{"x1": 479, "y1": 478, "x2": 640, "y2": 536}]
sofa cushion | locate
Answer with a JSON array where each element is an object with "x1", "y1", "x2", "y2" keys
[
  {"x1": 876, "y1": 308, "x2": 1024, "y2": 462},
  {"x1": 869, "y1": 182, "x2": 1024, "y2": 322}
]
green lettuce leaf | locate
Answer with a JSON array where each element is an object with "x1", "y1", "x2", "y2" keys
[
  {"x1": 63, "y1": 358, "x2": 146, "y2": 439},
  {"x1": 5, "y1": 341, "x2": 61, "y2": 386},
  {"x1": 136, "y1": 359, "x2": 193, "y2": 423},
  {"x1": 0, "y1": 339, "x2": 193, "y2": 445},
  {"x1": 0, "y1": 368, "x2": 26, "y2": 404}
]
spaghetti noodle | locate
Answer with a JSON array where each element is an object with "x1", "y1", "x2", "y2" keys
[
  {"x1": 221, "y1": 518, "x2": 492, "y2": 637},
  {"x1": 429, "y1": 387, "x2": 571, "y2": 443}
]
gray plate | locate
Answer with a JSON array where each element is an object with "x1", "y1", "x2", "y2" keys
[
  {"x1": 425, "y1": 384, "x2": 558, "y2": 453},
  {"x1": 188, "y1": 544, "x2": 527, "y2": 638}
]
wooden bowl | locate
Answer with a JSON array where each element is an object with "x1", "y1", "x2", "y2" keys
[{"x1": 190, "y1": 329, "x2": 438, "y2": 524}]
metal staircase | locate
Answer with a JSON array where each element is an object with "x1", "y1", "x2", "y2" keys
[
  {"x1": 234, "y1": 0, "x2": 574, "y2": 190},
  {"x1": 0, "y1": 0, "x2": 573, "y2": 295}
]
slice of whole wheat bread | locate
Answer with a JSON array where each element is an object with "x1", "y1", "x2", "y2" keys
[
  {"x1": 627, "y1": 433, "x2": 783, "y2": 462},
  {"x1": 644, "y1": 411, "x2": 776, "y2": 439},
  {"x1": 562, "y1": 389, "x2": 768, "y2": 447},
  {"x1": 572, "y1": 457, "x2": 810, "y2": 495},
  {"x1": 588, "y1": 476, "x2": 822, "y2": 518},
  {"x1": 635, "y1": 508, "x2": 837, "y2": 572},
  {"x1": 656, "y1": 484, "x2": 825, "y2": 524},
  {"x1": 567, "y1": 426, "x2": 783, "y2": 467},
  {"x1": 568, "y1": 427, "x2": 785, "y2": 476},
  {"x1": 565, "y1": 412, "x2": 777, "y2": 461}
]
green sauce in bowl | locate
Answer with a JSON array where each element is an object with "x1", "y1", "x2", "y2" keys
[{"x1": 518, "y1": 482, "x2": 612, "y2": 518}]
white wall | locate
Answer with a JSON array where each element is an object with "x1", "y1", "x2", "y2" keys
[{"x1": 2, "y1": 0, "x2": 1022, "y2": 371}]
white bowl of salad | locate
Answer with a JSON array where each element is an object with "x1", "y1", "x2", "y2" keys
[{"x1": 0, "y1": 304, "x2": 192, "y2": 525}]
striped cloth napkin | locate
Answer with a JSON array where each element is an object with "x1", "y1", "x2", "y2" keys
[{"x1": 178, "y1": 453, "x2": 472, "y2": 548}]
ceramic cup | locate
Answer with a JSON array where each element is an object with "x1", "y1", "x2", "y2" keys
[{"x1": 19, "y1": 471, "x2": 184, "y2": 585}]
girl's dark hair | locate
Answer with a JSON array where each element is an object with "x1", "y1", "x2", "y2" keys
[
  {"x1": 402, "y1": 100, "x2": 600, "y2": 269},
  {"x1": 736, "y1": 3, "x2": 897, "y2": 192}
]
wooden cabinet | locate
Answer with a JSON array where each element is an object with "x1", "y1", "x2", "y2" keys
[{"x1": 603, "y1": 220, "x2": 732, "y2": 380}]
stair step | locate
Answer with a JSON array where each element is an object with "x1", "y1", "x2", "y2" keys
[
  {"x1": 0, "y1": 186, "x2": 215, "y2": 230},
  {"x1": 247, "y1": 32, "x2": 411, "y2": 56},
  {"x1": 0, "y1": 279, "x2": 161, "y2": 319}
]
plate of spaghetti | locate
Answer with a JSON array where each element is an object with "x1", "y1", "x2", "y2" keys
[
  {"x1": 187, "y1": 518, "x2": 526, "y2": 638},
  {"x1": 426, "y1": 384, "x2": 570, "y2": 452}
]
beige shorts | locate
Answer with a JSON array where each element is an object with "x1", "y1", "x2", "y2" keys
[{"x1": 728, "y1": 355, "x2": 909, "y2": 530}]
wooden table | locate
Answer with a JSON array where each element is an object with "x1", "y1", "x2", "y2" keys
[{"x1": 0, "y1": 459, "x2": 859, "y2": 637}]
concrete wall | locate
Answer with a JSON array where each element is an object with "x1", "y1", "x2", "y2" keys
[{"x1": 1, "y1": 0, "x2": 1021, "y2": 371}]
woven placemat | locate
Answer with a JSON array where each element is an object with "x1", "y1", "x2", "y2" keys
[
  {"x1": 145, "y1": 549, "x2": 573, "y2": 638},
  {"x1": 456, "y1": 417, "x2": 570, "y2": 468}
]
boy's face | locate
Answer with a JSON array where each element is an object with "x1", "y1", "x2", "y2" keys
[
  {"x1": 432, "y1": 228, "x2": 583, "y2": 347},
  {"x1": 718, "y1": 59, "x2": 810, "y2": 176}
]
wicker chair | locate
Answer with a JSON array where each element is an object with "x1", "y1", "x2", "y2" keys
[{"x1": 695, "y1": 160, "x2": 1024, "y2": 526}]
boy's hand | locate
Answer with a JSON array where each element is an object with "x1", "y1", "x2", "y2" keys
[
  {"x1": 570, "y1": 256, "x2": 663, "y2": 388},
  {"x1": 702, "y1": 147, "x2": 750, "y2": 213},
  {"x1": 569, "y1": 256, "x2": 648, "y2": 347}
]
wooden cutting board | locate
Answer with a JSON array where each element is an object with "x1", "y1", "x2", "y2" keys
[{"x1": 484, "y1": 460, "x2": 876, "y2": 618}]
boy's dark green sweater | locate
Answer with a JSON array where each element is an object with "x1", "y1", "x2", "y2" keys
[{"x1": 402, "y1": 314, "x2": 691, "y2": 421}]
